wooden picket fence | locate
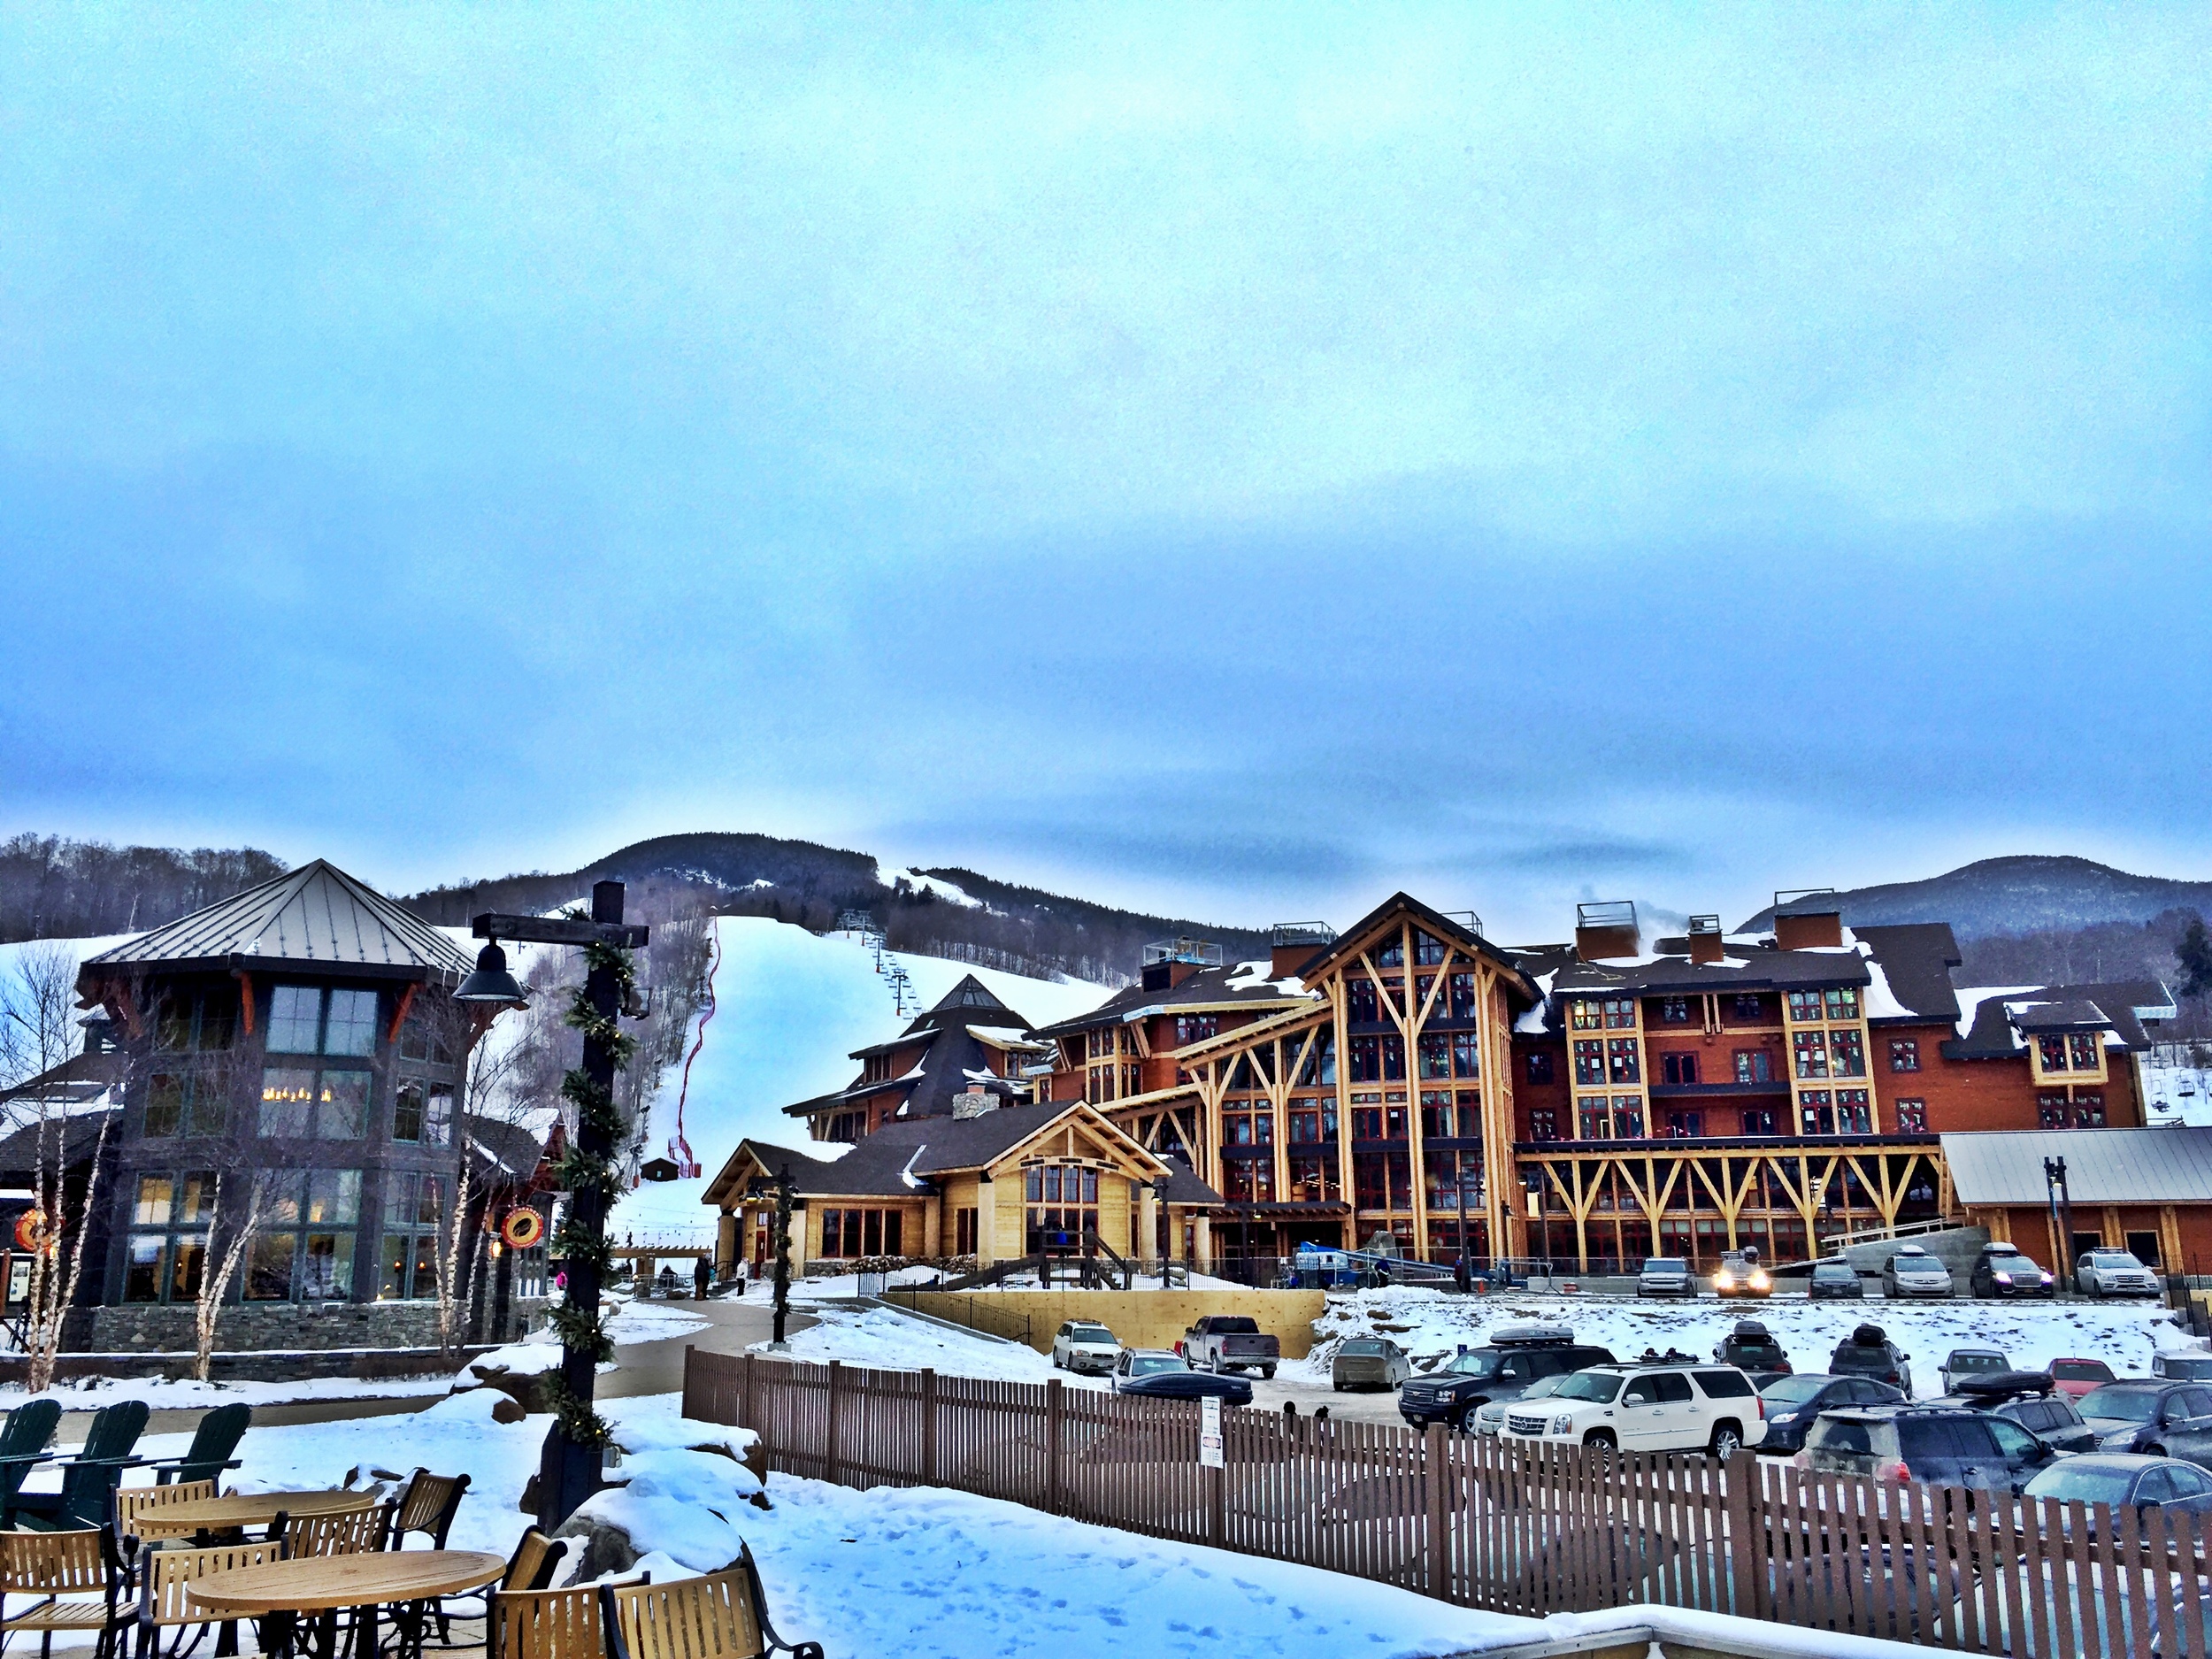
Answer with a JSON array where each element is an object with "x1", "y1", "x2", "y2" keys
[{"x1": 684, "y1": 1348, "x2": 2212, "y2": 1655}]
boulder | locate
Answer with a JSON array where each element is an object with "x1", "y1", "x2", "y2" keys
[
  {"x1": 552, "y1": 1508, "x2": 641, "y2": 1578},
  {"x1": 466, "y1": 1362, "x2": 557, "y2": 1416},
  {"x1": 489, "y1": 1393, "x2": 526, "y2": 1425}
]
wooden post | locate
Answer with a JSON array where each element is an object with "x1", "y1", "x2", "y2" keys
[
  {"x1": 680, "y1": 1344, "x2": 699, "y2": 1421},
  {"x1": 1046, "y1": 1378, "x2": 1064, "y2": 1514},
  {"x1": 824, "y1": 1360, "x2": 843, "y2": 1486},
  {"x1": 1425, "y1": 1423, "x2": 1451, "y2": 1601},
  {"x1": 1723, "y1": 1448, "x2": 1760, "y2": 1620},
  {"x1": 921, "y1": 1368, "x2": 939, "y2": 1486},
  {"x1": 1208, "y1": 1463, "x2": 1225, "y2": 1550},
  {"x1": 742, "y1": 1352, "x2": 758, "y2": 1431}
]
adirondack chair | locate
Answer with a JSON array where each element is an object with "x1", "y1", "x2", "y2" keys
[
  {"x1": 140, "y1": 1406, "x2": 250, "y2": 1489},
  {"x1": 11, "y1": 1402, "x2": 152, "y2": 1532},
  {"x1": 0, "y1": 1401, "x2": 62, "y2": 1522}
]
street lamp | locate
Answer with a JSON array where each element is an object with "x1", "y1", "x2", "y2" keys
[
  {"x1": 746, "y1": 1165, "x2": 796, "y2": 1348},
  {"x1": 470, "y1": 882, "x2": 649, "y2": 1530}
]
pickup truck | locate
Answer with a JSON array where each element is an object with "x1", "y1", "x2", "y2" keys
[{"x1": 1179, "y1": 1315, "x2": 1279, "y2": 1379}]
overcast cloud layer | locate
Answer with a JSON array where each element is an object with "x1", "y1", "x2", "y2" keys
[{"x1": 3, "y1": 6, "x2": 2208, "y2": 941}]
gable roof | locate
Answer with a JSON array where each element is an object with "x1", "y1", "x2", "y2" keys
[
  {"x1": 1945, "y1": 1128, "x2": 2212, "y2": 1206},
  {"x1": 1293, "y1": 892, "x2": 1542, "y2": 1004},
  {"x1": 1028, "y1": 960, "x2": 1314, "y2": 1040},
  {"x1": 79, "y1": 860, "x2": 473, "y2": 984}
]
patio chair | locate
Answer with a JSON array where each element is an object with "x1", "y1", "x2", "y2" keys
[
  {"x1": 12, "y1": 1404, "x2": 152, "y2": 1532},
  {"x1": 419, "y1": 1529, "x2": 567, "y2": 1652},
  {"x1": 132, "y1": 1540, "x2": 285, "y2": 1659},
  {"x1": 388, "y1": 1472, "x2": 471, "y2": 1551},
  {"x1": 141, "y1": 1408, "x2": 250, "y2": 1490},
  {"x1": 279, "y1": 1500, "x2": 389, "y2": 1560},
  {"x1": 0, "y1": 1402, "x2": 61, "y2": 1523},
  {"x1": 602, "y1": 1555, "x2": 822, "y2": 1659},
  {"x1": 115, "y1": 1483, "x2": 221, "y2": 1548},
  {"x1": 0, "y1": 1525, "x2": 127, "y2": 1659},
  {"x1": 488, "y1": 1575, "x2": 643, "y2": 1659}
]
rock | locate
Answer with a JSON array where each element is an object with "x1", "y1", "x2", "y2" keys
[
  {"x1": 552, "y1": 1507, "x2": 640, "y2": 1578},
  {"x1": 489, "y1": 1394, "x2": 526, "y2": 1425},
  {"x1": 518, "y1": 1473, "x2": 541, "y2": 1516},
  {"x1": 465, "y1": 1362, "x2": 557, "y2": 1416}
]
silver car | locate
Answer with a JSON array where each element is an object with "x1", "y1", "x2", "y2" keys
[
  {"x1": 1939, "y1": 1346, "x2": 2008, "y2": 1393},
  {"x1": 2077, "y1": 1249, "x2": 2162, "y2": 1299},
  {"x1": 1881, "y1": 1245, "x2": 1954, "y2": 1299},
  {"x1": 1473, "y1": 1371, "x2": 1568, "y2": 1437},
  {"x1": 1638, "y1": 1256, "x2": 1697, "y2": 1298},
  {"x1": 1332, "y1": 1337, "x2": 1413, "y2": 1392}
]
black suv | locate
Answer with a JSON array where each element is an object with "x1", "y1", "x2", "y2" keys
[
  {"x1": 1804, "y1": 1405, "x2": 2056, "y2": 1494},
  {"x1": 1828, "y1": 1324, "x2": 1913, "y2": 1395},
  {"x1": 1939, "y1": 1371, "x2": 2099, "y2": 1455},
  {"x1": 1397, "y1": 1325, "x2": 1614, "y2": 1433},
  {"x1": 1969, "y1": 1241, "x2": 2055, "y2": 1298},
  {"x1": 1712, "y1": 1319, "x2": 1791, "y2": 1384}
]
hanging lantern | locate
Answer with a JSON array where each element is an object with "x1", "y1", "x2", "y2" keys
[
  {"x1": 13, "y1": 1210, "x2": 50, "y2": 1252},
  {"x1": 501, "y1": 1208, "x2": 545, "y2": 1250}
]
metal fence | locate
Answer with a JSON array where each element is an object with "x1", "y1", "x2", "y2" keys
[{"x1": 686, "y1": 1348, "x2": 2212, "y2": 1655}]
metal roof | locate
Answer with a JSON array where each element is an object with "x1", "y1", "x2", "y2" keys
[
  {"x1": 1942, "y1": 1129, "x2": 2212, "y2": 1206},
  {"x1": 81, "y1": 859, "x2": 472, "y2": 981}
]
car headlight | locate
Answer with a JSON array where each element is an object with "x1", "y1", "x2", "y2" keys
[
  {"x1": 1770, "y1": 1411, "x2": 1798, "y2": 1425},
  {"x1": 1994, "y1": 1271, "x2": 2013, "y2": 1284},
  {"x1": 1716, "y1": 1272, "x2": 1735, "y2": 1290},
  {"x1": 1551, "y1": 1414, "x2": 1575, "y2": 1434},
  {"x1": 1750, "y1": 1271, "x2": 1770, "y2": 1290}
]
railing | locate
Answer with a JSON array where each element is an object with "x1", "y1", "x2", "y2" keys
[{"x1": 688, "y1": 1348, "x2": 2212, "y2": 1654}]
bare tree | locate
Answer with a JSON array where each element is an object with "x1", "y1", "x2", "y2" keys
[{"x1": 192, "y1": 1172, "x2": 281, "y2": 1382}]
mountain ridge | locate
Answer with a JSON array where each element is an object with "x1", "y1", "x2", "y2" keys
[{"x1": 1735, "y1": 854, "x2": 2212, "y2": 940}]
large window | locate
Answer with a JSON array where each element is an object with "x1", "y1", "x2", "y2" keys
[
  {"x1": 1602, "y1": 999, "x2": 1637, "y2": 1030},
  {"x1": 1174, "y1": 1014, "x2": 1218, "y2": 1045},
  {"x1": 1349, "y1": 1036, "x2": 1381, "y2": 1083},
  {"x1": 1572, "y1": 1041, "x2": 1604, "y2": 1086},
  {"x1": 1606, "y1": 1038, "x2": 1640, "y2": 1084},
  {"x1": 248, "y1": 1170, "x2": 364, "y2": 1302},
  {"x1": 1829, "y1": 1029, "x2": 1867, "y2": 1077},
  {"x1": 1889, "y1": 1038, "x2": 1920, "y2": 1073},
  {"x1": 1824, "y1": 987, "x2": 1861, "y2": 1022},
  {"x1": 819, "y1": 1208, "x2": 904, "y2": 1258},
  {"x1": 1732, "y1": 1049, "x2": 1772, "y2": 1083},
  {"x1": 1662, "y1": 1053, "x2": 1700, "y2": 1086},
  {"x1": 1025, "y1": 1164, "x2": 1099, "y2": 1253},
  {"x1": 1417, "y1": 1033, "x2": 1451, "y2": 1080},
  {"x1": 1347, "y1": 979, "x2": 1379, "y2": 1024},
  {"x1": 1448, "y1": 973, "x2": 1479, "y2": 1020},
  {"x1": 1287, "y1": 1100, "x2": 1337, "y2": 1142},
  {"x1": 259, "y1": 1067, "x2": 368, "y2": 1139},
  {"x1": 122, "y1": 1171, "x2": 216, "y2": 1303},
  {"x1": 1792, "y1": 1031, "x2": 1829, "y2": 1079},
  {"x1": 1526, "y1": 1050, "x2": 1555, "y2": 1086},
  {"x1": 266, "y1": 986, "x2": 380, "y2": 1058},
  {"x1": 375, "y1": 1171, "x2": 443, "y2": 1301},
  {"x1": 157, "y1": 992, "x2": 235, "y2": 1053},
  {"x1": 1893, "y1": 1098, "x2": 1927, "y2": 1133},
  {"x1": 143, "y1": 1071, "x2": 228, "y2": 1139},
  {"x1": 392, "y1": 1079, "x2": 454, "y2": 1145}
]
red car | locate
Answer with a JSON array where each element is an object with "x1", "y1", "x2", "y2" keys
[{"x1": 2049, "y1": 1357, "x2": 2116, "y2": 1400}]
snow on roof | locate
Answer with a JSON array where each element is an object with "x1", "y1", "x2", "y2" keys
[
  {"x1": 965, "y1": 1025, "x2": 1046, "y2": 1048},
  {"x1": 1953, "y1": 986, "x2": 2042, "y2": 1042},
  {"x1": 1858, "y1": 950, "x2": 1910, "y2": 1021},
  {"x1": 1223, "y1": 960, "x2": 1305, "y2": 995}
]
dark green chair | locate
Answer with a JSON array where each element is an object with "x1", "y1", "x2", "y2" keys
[
  {"x1": 0, "y1": 1401, "x2": 61, "y2": 1522},
  {"x1": 10, "y1": 1402, "x2": 150, "y2": 1531},
  {"x1": 142, "y1": 1404, "x2": 250, "y2": 1488}
]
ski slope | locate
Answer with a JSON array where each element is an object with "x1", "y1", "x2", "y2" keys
[{"x1": 613, "y1": 918, "x2": 1110, "y2": 1240}]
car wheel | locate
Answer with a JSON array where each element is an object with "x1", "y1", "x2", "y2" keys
[
  {"x1": 1210, "y1": 1353, "x2": 1224, "y2": 1374},
  {"x1": 1262, "y1": 1365, "x2": 1277, "y2": 1380},
  {"x1": 1455, "y1": 1404, "x2": 1481, "y2": 1436},
  {"x1": 2147, "y1": 1444, "x2": 2168, "y2": 1459},
  {"x1": 1709, "y1": 1423, "x2": 1743, "y2": 1459},
  {"x1": 1585, "y1": 1430, "x2": 1616, "y2": 1452},
  {"x1": 1332, "y1": 1381, "x2": 1345, "y2": 1393}
]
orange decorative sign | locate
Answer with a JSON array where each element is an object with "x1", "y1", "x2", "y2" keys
[
  {"x1": 501, "y1": 1208, "x2": 545, "y2": 1249},
  {"x1": 13, "y1": 1210, "x2": 50, "y2": 1251}
]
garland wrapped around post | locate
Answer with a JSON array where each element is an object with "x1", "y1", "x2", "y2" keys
[{"x1": 542, "y1": 926, "x2": 638, "y2": 1451}]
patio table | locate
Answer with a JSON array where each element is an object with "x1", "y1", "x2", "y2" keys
[{"x1": 188, "y1": 1548, "x2": 505, "y2": 1659}]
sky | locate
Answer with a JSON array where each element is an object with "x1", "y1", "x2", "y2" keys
[{"x1": 3, "y1": 5, "x2": 2208, "y2": 942}]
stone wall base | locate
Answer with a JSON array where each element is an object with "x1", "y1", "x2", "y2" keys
[{"x1": 65, "y1": 1297, "x2": 547, "y2": 1356}]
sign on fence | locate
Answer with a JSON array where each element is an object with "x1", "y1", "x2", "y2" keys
[{"x1": 1197, "y1": 1394, "x2": 1224, "y2": 1468}]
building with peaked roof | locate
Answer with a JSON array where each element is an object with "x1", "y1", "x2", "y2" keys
[
  {"x1": 703, "y1": 1097, "x2": 1225, "y2": 1274},
  {"x1": 60, "y1": 858, "x2": 544, "y2": 1347},
  {"x1": 1944, "y1": 1127, "x2": 2212, "y2": 1278}
]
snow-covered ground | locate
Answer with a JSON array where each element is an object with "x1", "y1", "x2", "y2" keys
[
  {"x1": 763, "y1": 1304, "x2": 1086, "y2": 1386},
  {"x1": 0, "y1": 1371, "x2": 455, "y2": 1413},
  {"x1": 1294, "y1": 1287, "x2": 2194, "y2": 1397},
  {"x1": 2145, "y1": 1053, "x2": 2212, "y2": 1125}
]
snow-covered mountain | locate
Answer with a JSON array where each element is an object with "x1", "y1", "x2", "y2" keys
[{"x1": 1737, "y1": 856, "x2": 2212, "y2": 940}]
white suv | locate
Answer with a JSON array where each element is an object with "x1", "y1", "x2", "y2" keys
[
  {"x1": 1501, "y1": 1361, "x2": 1766, "y2": 1457},
  {"x1": 1050, "y1": 1320, "x2": 1121, "y2": 1374},
  {"x1": 2076, "y1": 1249, "x2": 2161, "y2": 1298}
]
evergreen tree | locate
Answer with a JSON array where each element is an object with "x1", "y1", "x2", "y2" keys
[{"x1": 2177, "y1": 915, "x2": 2212, "y2": 1000}]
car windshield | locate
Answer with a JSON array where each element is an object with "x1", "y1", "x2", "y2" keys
[
  {"x1": 1520, "y1": 1374, "x2": 1567, "y2": 1401},
  {"x1": 1129, "y1": 1356, "x2": 1185, "y2": 1376},
  {"x1": 1446, "y1": 1351, "x2": 1503, "y2": 1378},
  {"x1": 1763, "y1": 1376, "x2": 1833, "y2": 1405},
  {"x1": 1557, "y1": 1372, "x2": 1624, "y2": 1403},
  {"x1": 2078, "y1": 1386, "x2": 2160, "y2": 1423},
  {"x1": 1070, "y1": 1325, "x2": 1113, "y2": 1341},
  {"x1": 2027, "y1": 1464, "x2": 2134, "y2": 1505},
  {"x1": 1950, "y1": 1353, "x2": 2004, "y2": 1372},
  {"x1": 2091, "y1": 1253, "x2": 2145, "y2": 1270},
  {"x1": 1814, "y1": 1263, "x2": 1855, "y2": 1280},
  {"x1": 2053, "y1": 1360, "x2": 2114, "y2": 1381},
  {"x1": 2165, "y1": 1358, "x2": 2212, "y2": 1379},
  {"x1": 1644, "y1": 1259, "x2": 1687, "y2": 1272}
]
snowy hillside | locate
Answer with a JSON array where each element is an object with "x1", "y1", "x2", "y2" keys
[{"x1": 612, "y1": 918, "x2": 1110, "y2": 1241}]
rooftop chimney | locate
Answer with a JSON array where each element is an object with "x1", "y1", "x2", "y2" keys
[
  {"x1": 1687, "y1": 915, "x2": 1724, "y2": 965},
  {"x1": 1268, "y1": 922, "x2": 1336, "y2": 981},
  {"x1": 1141, "y1": 936, "x2": 1223, "y2": 992},
  {"x1": 1574, "y1": 901, "x2": 1640, "y2": 963},
  {"x1": 1772, "y1": 889, "x2": 1843, "y2": 950},
  {"x1": 951, "y1": 1087, "x2": 999, "y2": 1120}
]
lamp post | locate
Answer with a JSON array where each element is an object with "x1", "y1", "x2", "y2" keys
[
  {"x1": 746, "y1": 1165, "x2": 796, "y2": 1348},
  {"x1": 458, "y1": 880, "x2": 649, "y2": 1530}
]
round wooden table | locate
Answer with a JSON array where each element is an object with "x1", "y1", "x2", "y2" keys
[
  {"x1": 188, "y1": 1551, "x2": 507, "y2": 1659},
  {"x1": 149, "y1": 1490, "x2": 373, "y2": 1532},
  {"x1": 188, "y1": 1550, "x2": 507, "y2": 1616}
]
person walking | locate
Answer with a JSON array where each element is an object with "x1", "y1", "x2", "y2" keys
[
  {"x1": 694, "y1": 1255, "x2": 712, "y2": 1300},
  {"x1": 1453, "y1": 1253, "x2": 1471, "y2": 1294}
]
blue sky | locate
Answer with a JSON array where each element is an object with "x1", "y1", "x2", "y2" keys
[{"x1": 4, "y1": 6, "x2": 2208, "y2": 941}]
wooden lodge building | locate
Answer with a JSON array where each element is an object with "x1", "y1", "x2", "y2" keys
[
  {"x1": 703, "y1": 975, "x2": 1225, "y2": 1271},
  {"x1": 1014, "y1": 891, "x2": 2180, "y2": 1277}
]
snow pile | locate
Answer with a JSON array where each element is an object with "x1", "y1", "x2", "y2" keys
[
  {"x1": 762, "y1": 1305, "x2": 1083, "y2": 1386},
  {"x1": 1292, "y1": 1287, "x2": 2189, "y2": 1398},
  {"x1": 603, "y1": 1391, "x2": 756, "y2": 1463},
  {"x1": 599, "y1": 1294, "x2": 710, "y2": 1345}
]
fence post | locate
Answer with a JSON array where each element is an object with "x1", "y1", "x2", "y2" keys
[
  {"x1": 680, "y1": 1344, "x2": 699, "y2": 1420},
  {"x1": 741, "y1": 1352, "x2": 757, "y2": 1431},
  {"x1": 825, "y1": 1360, "x2": 843, "y2": 1486},
  {"x1": 1723, "y1": 1448, "x2": 1759, "y2": 1620},
  {"x1": 921, "y1": 1368, "x2": 939, "y2": 1486},
  {"x1": 1046, "y1": 1378, "x2": 1064, "y2": 1514},
  {"x1": 1425, "y1": 1423, "x2": 1451, "y2": 1601}
]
